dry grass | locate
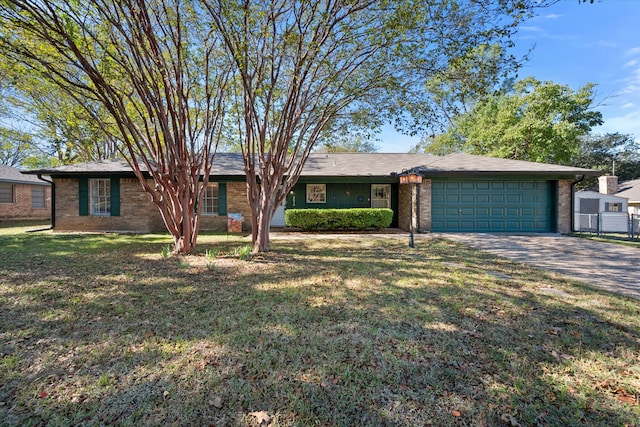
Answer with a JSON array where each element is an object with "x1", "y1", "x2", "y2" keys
[{"x1": 1, "y1": 227, "x2": 639, "y2": 426}]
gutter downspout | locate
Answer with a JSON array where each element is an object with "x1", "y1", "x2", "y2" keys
[
  {"x1": 570, "y1": 174, "x2": 585, "y2": 233},
  {"x1": 37, "y1": 174, "x2": 55, "y2": 229}
]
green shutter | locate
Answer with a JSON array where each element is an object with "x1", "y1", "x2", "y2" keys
[
  {"x1": 218, "y1": 182, "x2": 227, "y2": 215},
  {"x1": 110, "y1": 177, "x2": 120, "y2": 216},
  {"x1": 79, "y1": 177, "x2": 89, "y2": 216}
]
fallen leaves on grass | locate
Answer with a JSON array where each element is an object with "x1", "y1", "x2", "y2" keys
[
  {"x1": 248, "y1": 410, "x2": 271, "y2": 424},
  {"x1": 501, "y1": 413, "x2": 522, "y2": 426}
]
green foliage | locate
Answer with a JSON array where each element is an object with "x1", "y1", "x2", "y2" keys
[
  {"x1": 160, "y1": 244, "x2": 172, "y2": 258},
  {"x1": 0, "y1": 125, "x2": 34, "y2": 167},
  {"x1": 207, "y1": 0, "x2": 548, "y2": 251},
  {"x1": 316, "y1": 134, "x2": 380, "y2": 153},
  {"x1": 205, "y1": 248, "x2": 219, "y2": 261},
  {"x1": 572, "y1": 133, "x2": 640, "y2": 189},
  {"x1": 233, "y1": 245, "x2": 252, "y2": 260},
  {"x1": 0, "y1": 0, "x2": 231, "y2": 254},
  {"x1": 286, "y1": 208, "x2": 393, "y2": 231},
  {"x1": 419, "y1": 77, "x2": 603, "y2": 164}
]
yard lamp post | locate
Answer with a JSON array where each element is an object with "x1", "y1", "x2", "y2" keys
[{"x1": 399, "y1": 171, "x2": 423, "y2": 248}]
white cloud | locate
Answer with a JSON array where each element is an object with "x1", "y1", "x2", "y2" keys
[
  {"x1": 597, "y1": 110, "x2": 640, "y2": 138},
  {"x1": 544, "y1": 14, "x2": 563, "y2": 19},
  {"x1": 520, "y1": 25, "x2": 543, "y2": 33},
  {"x1": 624, "y1": 60, "x2": 639, "y2": 68},
  {"x1": 625, "y1": 47, "x2": 640, "y2": 56},
  {"x1": 622, "y1": 102, "x2": 635, "y2": 109}
]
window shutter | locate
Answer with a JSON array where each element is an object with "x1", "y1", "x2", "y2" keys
[
  {"x1": 110, "y1": 177, "x2": 120, "y2": 216},
  {"x1": 218, "y1": 182, "x2": 227, "y2": 215},
  {"x1": 79, "y1": 177, "x2": 89, "y2": 216}
]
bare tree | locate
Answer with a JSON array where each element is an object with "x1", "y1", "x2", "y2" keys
[
  {"x1": 0, "y1": 0, "x2": 230, "y2": 253},
  {"x1": 207, "y1": 0, "x2": 549, "y2": 252}
]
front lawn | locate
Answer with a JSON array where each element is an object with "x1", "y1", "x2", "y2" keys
[{"x1": 1, "y1": 228, "x2": 639, "y2": 426}]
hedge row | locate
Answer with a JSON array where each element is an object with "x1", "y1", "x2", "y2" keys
[{"x1": 285, "y1": 208, "x2": 393, "y2": 230}]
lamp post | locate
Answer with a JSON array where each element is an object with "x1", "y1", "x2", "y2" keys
[{"x1": 399, "y1": 171, "x2": 423, "y2": 248}]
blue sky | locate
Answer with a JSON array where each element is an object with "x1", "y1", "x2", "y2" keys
[{"x1": 379, "y1": 0, "x2": 640, "y2": 153}]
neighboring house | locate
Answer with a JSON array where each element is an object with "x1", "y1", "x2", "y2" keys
[
  {"x1": 574, "y1": 190, "x2": 628, "y2": 232},
  {"x1": 615, "y1": 178, "x2": 640, "y2": 216},
  {"x1": 0, "y1": 164, "x2": 51, "y2": 221},
  {"x1": 23, "y1": 152, "x2": 600, "y2": 234}
]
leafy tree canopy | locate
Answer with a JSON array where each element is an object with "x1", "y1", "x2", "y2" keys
[
  {"x1": 0, "y1": 0, "x2": 555, "y2": 253},
  {"x1": 417, "y1": 77, "x2": 603, "y2": 164},
  {"x1": 208, "y1": 0, "x2": 554, "y2": 252},
  {"x1": 572, "y1": 132, "x2": 640, "y2": 189},
  {"x1": 0, "y1": 0, "x2": 230, "y2": 254}
]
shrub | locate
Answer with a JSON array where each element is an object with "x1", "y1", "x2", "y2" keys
[{"x1": 285, "y1": 208, "x2": 393, "y2": 231}]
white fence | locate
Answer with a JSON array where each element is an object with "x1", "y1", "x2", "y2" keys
[{"x1": 575, "y1": 212, "x2": 639, "y2": 238}]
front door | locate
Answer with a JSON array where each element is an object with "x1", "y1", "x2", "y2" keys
[{"x1": 270, "y1": 201, "x2": 286, "y2": 227}]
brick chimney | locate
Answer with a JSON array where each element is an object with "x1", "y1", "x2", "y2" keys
[{"x1": 598, "y1": 175, "x2": 618, "y2": 195}]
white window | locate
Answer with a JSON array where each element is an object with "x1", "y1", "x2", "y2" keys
[
  {"x1": 90, "y1": 178, "x2": 110, "y2": 215},
  {"x1": 371, "y1": 184, "x2": 391, "y2": 208},
  {"x1": 202, "y1": 183, "x2": 219, "y2": 215},
  {"x1": 605, "y1": 202, "x2": 622, "y2": 212},
  {"x1": 306, "y1": 184, "x2": 326, "y2": 203},
  {"x1": 32, "y1": 186, "x2": 46, "y2": 208},
  {"x1": 0, "y1": 183, "x2": 14, "y2": 203}
]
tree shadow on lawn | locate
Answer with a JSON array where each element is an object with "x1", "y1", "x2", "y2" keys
[{"x1": 1, "y1": 235, "x2": 639, "y2": 426}]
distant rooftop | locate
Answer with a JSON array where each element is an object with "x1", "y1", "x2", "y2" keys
[
  {"x1": 616, "y1": 178, "x2": 640, "y2": 202},
  {"x1": 0, "y1": 164, "x2": 50, "y2": 185}
]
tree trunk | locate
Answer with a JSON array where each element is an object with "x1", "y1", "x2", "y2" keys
[
  {"x1": 173, "y1": 233, "x2": 196, "y2": 254},
  {"x1": 252, "y1": 194, "x2": 275, "y2": 253}
]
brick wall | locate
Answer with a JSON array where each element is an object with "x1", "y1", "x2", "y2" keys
[
  {"x1": 226, "y1": 181, "x2": 252, "y2": 231},
  {"x1": 557, "y1": 179, "x2": 572, "y2": 234},
  {"x1": 0, "y1": 183, "x2": 51, "y2": 220},
  {"x1": 54, "y1": 178, "x2": 251, "y2": 233},
  {"x1": 55, "y1": 178, "x2": 162, "y2": 232}
]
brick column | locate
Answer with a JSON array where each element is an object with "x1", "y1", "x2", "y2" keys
[
  {"x1": 557, "y1": 179, "x2": 572, "y2": 234},
  {"x1": 418, "y1": 179, "x2": 431, "y2": 232},
  {"x1": 398, "y1": 184, "x2": 410, "y2": 231}
]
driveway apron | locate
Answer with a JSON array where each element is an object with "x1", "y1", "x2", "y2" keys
[{"x1": 437, "y1": 233, "x2": 640, "y2": 300}]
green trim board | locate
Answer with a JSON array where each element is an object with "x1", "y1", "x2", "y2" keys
[
  {"x1": 431, "y1": 178, "x2": 555, "y2": 232},
  {"x1": 218, "y1": 182, "x2": 227, "y2": 215},
  {"x1": 294, "y1": 176, "x2": 398, "y2": 184},
  {"x1": 78, "y1": 177, "x2": 89, "y2": 216},
  {"x1": 110, "y1": 177, "x2": 120, "y2": 216}
]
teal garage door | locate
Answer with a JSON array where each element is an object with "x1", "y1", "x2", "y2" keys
[{"x1": 431, "y1": 180, "x2": 554, "y2": 232}]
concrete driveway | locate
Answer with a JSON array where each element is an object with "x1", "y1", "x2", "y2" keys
[{"x1": 437, "y1": 233, "x2": 640, "y2": 300}]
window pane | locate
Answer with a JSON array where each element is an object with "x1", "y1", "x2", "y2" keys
[
  {"x1": 306, "y1": 184, "x2": 326, "y2": 203},
  {"x1": 32, "y1": 186, "x2": 45, "y2": 208},
  {"x1": 371, "y1": 184, "x2": 390, "y2": 208},
  {"x1": 90, "y1": 179, "x2": 110, "y2": 215},
  {"x1": 0, "y1": 183, "x2": 13, "y2": 203},
  {"x1": 202, "y1": 183, "x2": 219, "y2": 214}
]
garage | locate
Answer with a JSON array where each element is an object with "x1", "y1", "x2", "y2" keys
[{"x1": 431, "y1": 179, "x2": 556, "y2": 232}]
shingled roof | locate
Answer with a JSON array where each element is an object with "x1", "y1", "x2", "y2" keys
[
  {"x1": 22, "y1": 152, "x2": 600, "y2": 178},
  {"x1": 1, "y1": 164, "x2": 50, "y2": 185},
  {"x1": 22, "y1": 154, "x2": 246, "y2": 176},
  {"x1": 616, "y1": 178, "x2": 640, "y2": 202},
  {"x1": 417, "y1": 153, "x2": 601, "y2": 176}
]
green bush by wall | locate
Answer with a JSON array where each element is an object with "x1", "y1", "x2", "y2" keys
[{"x1": 285, "y1": 208, "x2": 393, "y2": 230}]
